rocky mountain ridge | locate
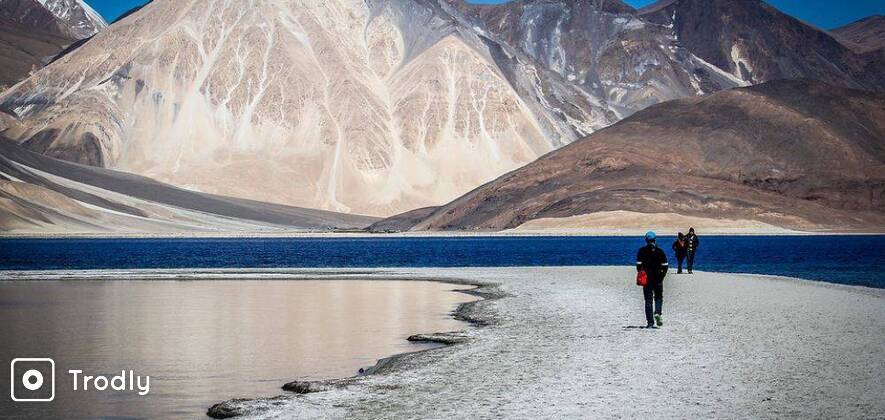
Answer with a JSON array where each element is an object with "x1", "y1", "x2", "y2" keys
[
  {"x1": 1, "y1": 0, "x2": 105, "y2": 40},
  {"x1": 1, "y1": 0, "x2": 883, "y2": 227},
  {"x1": 832, "y1": 15, "x2": 885, "y2": 54},
  {"x1": 374, "y1": 79, "x2": 885, "y2": 232},
  {"x1": 35, "y1": 0, "x2": 106, "y2": 38}
]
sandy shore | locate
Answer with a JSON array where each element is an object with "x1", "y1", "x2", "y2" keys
[
  {"x1": 504, "y1": 211, "x2": 806, "y2": 235},
  {"x1": 198, "y1": 267, "x2": 885, "y2": 419}
]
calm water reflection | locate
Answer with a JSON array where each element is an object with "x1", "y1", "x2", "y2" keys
[{"x1": 0, "y1": 280, "x2": 473, "y2": 419}]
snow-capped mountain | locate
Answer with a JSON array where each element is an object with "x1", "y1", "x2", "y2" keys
[{"x1": 36, "y1": 0, "x2": 106, "y2": 38}]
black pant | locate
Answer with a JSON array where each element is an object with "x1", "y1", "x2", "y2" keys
[
  {"x1": 687, "y1": 251, "x2": 696, "y2": 273},
  {"x1": 676, "y1": 254, "x2": 686, "y2": 273},
  {"x1": 643, "y1": 281, "x2": 663, "y2": 325}
]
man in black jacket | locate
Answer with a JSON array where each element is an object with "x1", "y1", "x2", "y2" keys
[
  {"x1": 636, "y1": 231, "x2": 669, "y2": 328},
  {"x1": 685, "y1": 227, "x2": 699, "y2": 274}
]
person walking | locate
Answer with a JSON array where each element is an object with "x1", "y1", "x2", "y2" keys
[
  {"x1": 636, "y1": 231, "x2": 668, "y2": 328},
  {"x1": 685, "y1": 227, "x2": 699, "y2": 274},
  {"x1": 672, "y1": 232, "x2": 687, "y2": 274}
]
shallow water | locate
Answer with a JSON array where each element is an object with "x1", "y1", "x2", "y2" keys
[
  {"x1": 0, "y1": 280, "x2": 473, "y2": 419},
  {"x1": 0, "y1": 236, "x2": 882, "y2": 287}
]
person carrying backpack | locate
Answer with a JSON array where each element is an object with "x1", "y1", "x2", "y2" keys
[
  {"x1": 636, "y1": 231, "x2": 669, "y2": 328},
  {"x1": 672, "y1": 232, "x2": 688, "y2": 274}
]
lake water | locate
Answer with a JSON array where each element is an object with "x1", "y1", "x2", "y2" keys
[
  {"x1": 0, "y1": 279, "x2": 473, "y2": 419},
  {"x1": 0, "y1": 235, "x2": 882, "y2": 287},
  {"x1": 0, "y1": 235, "x2": 882, "y2": 418}
]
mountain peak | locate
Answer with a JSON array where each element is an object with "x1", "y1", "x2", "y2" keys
[
  {"x1": 35, "y1": 0, "x2": 106, "y2": 38},
  {"x1": 832, "y1": 14, "x2": 885, "y2": 54},
  {"x1": 640, "y1": 0, "x2": 884, "y2": 89},
  {"x1": 0, "y1": 0, "x2": 105, "y2": 39}
]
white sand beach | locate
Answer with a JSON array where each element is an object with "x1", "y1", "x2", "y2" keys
[{"x1": 204, "y1": 267, "x2": 885, "y2": 419}]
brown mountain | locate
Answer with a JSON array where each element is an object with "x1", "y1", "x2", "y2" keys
[
  {"x1": 638, "y1": 0, "x2": 885, "y2": 92},
  {"x1": 0, "y1": 0, "x2": 106, "y2": 91},
  {"x1": 832, "y1": 15, "x2": 885, "y2": 54},
  {"x1": 3, "y1": 0, "x2": 885, "y2": 231},
  {"x1": 375, "y1": 79, "x2": 885, "y2": 232},
  {"x1": 0, "y1": 0, "x2": 106, "y2": 39},
  {"x1": 0, "y1": 16, "x2": 72, "y2": 91},
  {"x1": 1, "y1": 0, "x2": 72, "y2": 37},
  {"x1": 4, "y1": 0, "x2": 885, "y2": 219}
]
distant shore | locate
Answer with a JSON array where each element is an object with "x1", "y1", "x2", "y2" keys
[
  {"x1": 199, "y1": 267, "x2": 884, "y2": 419},
  {"x1": 2, "y1": 229, "x2": 883, "y2": 239},
  {"x1": 4, "y1": 209, "x2": 882, "y2": 238}
]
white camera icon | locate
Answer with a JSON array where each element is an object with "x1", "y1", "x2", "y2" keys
[{"x1": 10, "y1": 358, "x2": 55, "y2": 402}]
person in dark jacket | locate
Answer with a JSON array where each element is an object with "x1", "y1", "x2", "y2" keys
[
  {"x1": 636, "y1": 231, "x2": 669, "y2": 328},
  {"x1": 685, "y1": 227, "x2": 699, "y2": 274},
  {"x1": 672, "y1": 232, "x2": 688, "y2": 274}
]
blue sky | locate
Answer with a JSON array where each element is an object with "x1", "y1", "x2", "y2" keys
[
  {"x1": 86, "y1": 0, "x2": 146, "y2": 23},
  {"x1": 88, "y1": 0, "x2": 884, "y2": 30}
]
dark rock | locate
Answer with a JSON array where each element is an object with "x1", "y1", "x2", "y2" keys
[
  {"x1": 207, "y1": 399, "x2": 251, "y2": 419},
  {"x1": 282, "y1": 380, "x2": 330, "y2": 394},
  {"x1": 206, "y1": 396, "x2": 289, "y2": 419},
  {"x1": 407, "y1": 332, "x2": 469, "y2": 345}
]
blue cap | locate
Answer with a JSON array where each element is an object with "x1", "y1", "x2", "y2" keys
[{"x1": 645, "y1": 231, "x2": 656, "y2": 241}]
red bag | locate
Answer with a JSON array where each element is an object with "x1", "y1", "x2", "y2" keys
[{"x1": 636, "y1": 270, "x2": 648, "y2": 287}]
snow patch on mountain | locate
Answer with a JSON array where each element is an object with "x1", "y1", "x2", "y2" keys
[
  {"x1": 36, "y1": 0, "x2": 107, "y2": 38},
  {"x1": 730, "y1": 43, "x2": 755, "y2": 83}
]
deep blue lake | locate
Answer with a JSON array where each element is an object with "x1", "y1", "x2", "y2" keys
[{"x1": 0, "y1": 236, "x2": 882, "y2": 288}]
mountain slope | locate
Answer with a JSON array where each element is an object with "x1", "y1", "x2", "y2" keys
[
  {"x1": 0, "y1": 0, "x2": 105, "y2": 92},
  {"x1": 444, "y1": 0, "x2": 744, "y2": 125},
  {"x1": 638, "y1": 0, "x2": 885, "y2": 91},
  {"x1": 34, "y1": 0, "x2": 105, "y2": 38},
  {"x1": 0, "y1": 137, "x2": 376, "y2": 233},
  {"x1": 378, "y1": 80, "x2": 885, "y2": 232},
  {"x1": 0, "y1": 16, "x2": 72, "y2": 91},
  {"x1": 0, "y1": 0, "x2": 104, "y2": 39},
  {"x1": 0, "y1": 0, "x2": 574, "y2": 217},
  {"x1": 1, "y1": 0, "x2": 883, "y2": 221},
  {"x1": 111, "y1": 1, "x2": 151, "y2": 24},
  {"x1": 832, "y1": 15, "x2": 885, "y2": 54},
  {"x1": 1, "y1": 0, "x2": 73, "y2": 37}
]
